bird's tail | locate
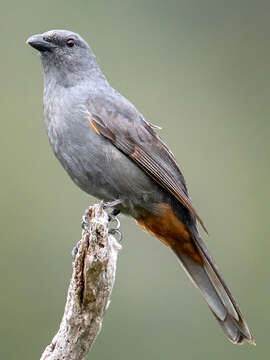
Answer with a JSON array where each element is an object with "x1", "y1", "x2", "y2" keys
[{"x1": 172, "y1": 236, "x2": 255, "y2": 345}]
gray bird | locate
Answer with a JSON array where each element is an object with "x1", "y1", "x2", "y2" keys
[{"x1": 27, "y1": 29, "x2": 255, "y2": 345}]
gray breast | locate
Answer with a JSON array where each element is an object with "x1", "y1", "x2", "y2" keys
[{"x1": 43, "y1": 87, "x2": 163, "y2": 216}]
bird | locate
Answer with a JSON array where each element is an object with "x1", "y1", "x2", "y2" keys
[{"x1": 27, "y1": 29, "x2": 255, "y2": 345}]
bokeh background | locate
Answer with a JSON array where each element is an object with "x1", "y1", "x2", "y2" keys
[{"x1": 0, "y1": 0, "x2": 269, "y2": 359}]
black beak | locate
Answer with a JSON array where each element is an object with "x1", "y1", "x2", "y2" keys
[{"x1": 26, "y1": 34, "x2": 55, "y2": 52}]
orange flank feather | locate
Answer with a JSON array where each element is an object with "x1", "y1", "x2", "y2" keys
[{"x1": 136, "y1": 203, "x2": 203, "y2": 265}]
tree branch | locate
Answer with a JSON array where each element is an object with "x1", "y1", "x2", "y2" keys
[{"x1": 40, "y1": 202, "x2": 121, "y2": 360}]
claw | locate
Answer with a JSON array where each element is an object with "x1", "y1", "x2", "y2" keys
[
  {"x1": 81, "y1": 201, "x2": 122, "y2": 250},
  {"x1": 108, "y1": 213, "x2": 121, "y2": 230},
  {"x1": 111, "y1": 208, "x2": 120, "y2": 217},
  {"x1": 103, "y1": 200, "x2": 122, "y2": 242},
  {"x1": 71, "y1": 240, "x2": 81, "y2": 258},
  {"x1": 81, "y1": 205, "x2": 92, "y2": 230},
  {"x1": 109, "y1": 228, "x2": 122, "y2": 242}
]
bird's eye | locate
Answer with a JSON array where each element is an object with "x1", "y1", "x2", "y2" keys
[{"x1": 66, "y1": 39, "x2": 75, "y2": 48}]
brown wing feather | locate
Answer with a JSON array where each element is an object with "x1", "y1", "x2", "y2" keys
[
  {"x1": 89, "y1": 112, "x2": 208, "y2": 234},
  {"x1": 131, "y1": 146, "x2": 208, "y2": 233}
]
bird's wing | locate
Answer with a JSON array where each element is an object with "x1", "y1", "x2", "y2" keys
[{"x1": 87, "y1": 103, "x2": 207, "y2": 234}]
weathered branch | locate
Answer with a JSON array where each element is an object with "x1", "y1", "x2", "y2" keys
[{"x1": 40, "y1": 202, "x2": 121, "y2": 360}]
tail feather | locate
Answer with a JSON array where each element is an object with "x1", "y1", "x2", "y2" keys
[{"x1": 172, "y1": 238, "x2": 255, "y2": 345}]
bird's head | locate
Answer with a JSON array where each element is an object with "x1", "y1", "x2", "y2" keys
[{"x1": 27, "y1": 30, "x2": 102, "y2": 86}]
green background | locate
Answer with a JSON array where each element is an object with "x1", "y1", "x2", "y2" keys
[{"x1": 0, "y1": 1, "x2": 269, "y2": 359}]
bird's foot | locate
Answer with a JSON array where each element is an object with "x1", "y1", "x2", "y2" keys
[
  {"x1": 73, "y1": 206, "x2": 93, "y2": 258},
  {"x1": 103, "y1": 199, "x2": 122, "y2": 242},
  {"x1": 80, "y1": 200, "x2": 122, "y2": 248},
  {"x1": 81, "y1": 205, "x2": 92, "y2": 230},
  {"x1": 71, "y1": 240, "x2": 81, "y2": 258},
  {"x1": 108, "y1": 228, "x2": 122, "y2": 242},
  {"x1": 108, "y1": 210, "x2": 122, "y2": 242}
]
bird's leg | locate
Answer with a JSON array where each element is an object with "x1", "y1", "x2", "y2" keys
[
  {"x1": 102, "y1": 199, "x2": 122, "y2": 221},
  {"x1": 103, "y1": 199, "x2": 123, "y2": 242},
  {"x1": 102, "y1": 199, "x2": 123, "y2": 210}
]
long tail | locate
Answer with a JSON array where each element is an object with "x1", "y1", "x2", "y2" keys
[{"x1": 172, "y1": 235, "x2": 255, "y2": 345}]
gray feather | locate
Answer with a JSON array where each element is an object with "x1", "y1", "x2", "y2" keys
[{"x1": 173, "y1": 247, "x2": 255, "y2": 345}]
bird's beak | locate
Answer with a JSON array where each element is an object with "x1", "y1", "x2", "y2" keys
[{"x1": 26, "y1": 34, "x2": 55, "y2": 52}]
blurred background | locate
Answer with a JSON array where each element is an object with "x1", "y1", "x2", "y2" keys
[{"x1": 0, "y1": 0, "x2": 269, "y2": 359}]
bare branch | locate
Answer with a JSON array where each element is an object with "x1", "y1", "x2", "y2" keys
[{"x1": 40, "y1": 202, "x2": 121, "y2": 360}]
